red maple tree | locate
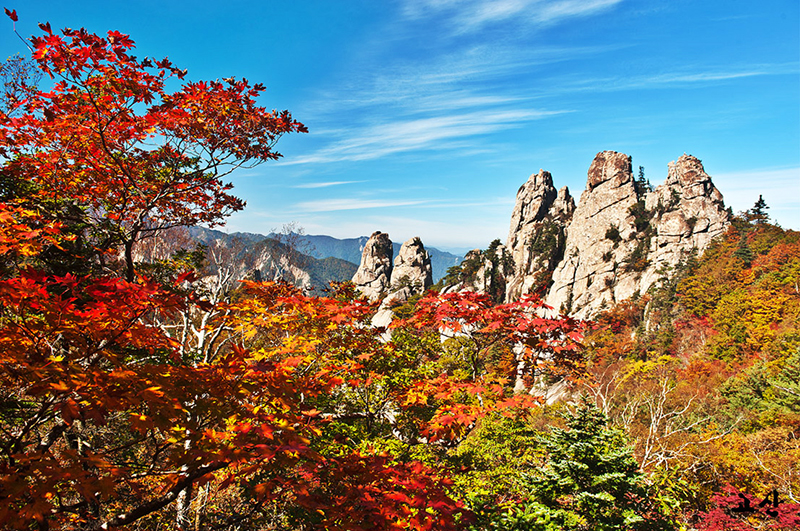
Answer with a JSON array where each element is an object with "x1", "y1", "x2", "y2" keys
[{"x1": 0, "y1": 14, "x2": 587, "y2": 530}]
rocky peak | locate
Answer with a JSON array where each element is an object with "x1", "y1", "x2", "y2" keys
[
  {"x1": 545, "y1": 151, "x2": 640, "y2": 315},
  {"x1": 352, "y1": 231, "x2": 393, "y2": 302},
  {"x1": 637, "y1": 155, "x2": 729, "y2": 293},
  {"x1": 441, "y1": 150, "x2": 729, "y2": 319},
  {"x1": 509, "y1": 170, "x2": 558, "y2": 229},
  {"x1": 552, "y1": 186, "x2": 575, "y2": 219},
  {"x1": 667, "y1": 154, "x2": 707, "y2": 186},
  {"x1": 362, "y1": 236, "x2": 434, "y2": 328},
  {"x1": 542, "y1": 151, "x2": 729, "y2": 318},
  {"x1": 390, "y1": 237, "x2": 433, "y2": 293},
  {"x1": 587, "y1": 150, "x2": 633, "y2": 191},
  {"x1": 505, "y1": 169, "x2": 576, "y2": 301},
  {"x1": 662, "y1": 154, "x2": 726, "y2": 203},
  {"x1": 350, "y1": 233, "x2": 436, "y2": 328}
]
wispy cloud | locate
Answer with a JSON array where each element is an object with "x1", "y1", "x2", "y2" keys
[
  {"x1": 286, "y1": 5, "x2": 621, "y2": 167},
  {"x1": 643, "y1": 71, "x2": 763, "y2": 84},
  {"x1": 282, "y1": 109, "x2": 569, "y2": 164},
  {"x1": 285, "y1": 0, "x2": 792, "y2": 172},
  {"x1": 315, "y1": 43, "x2": 624, "y2": 113},
  {"x1": 293, "y1": 181, "x2": 366, "y2": 189},
  {"x1": 554, "y1": 63, "x2": 798, "y2": 93},
  {"x1": 279, "y1": 0, "x2": 635, "y2": 168},
  {"x1": 295, "y1": 198, "x2": 430, "y2": 212},
  {"x1": 401, "y1": 0, "x2": 624, "y2": 34}
]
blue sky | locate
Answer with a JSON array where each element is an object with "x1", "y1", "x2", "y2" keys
[{"x1": 3, "y1": 0, "x2": 799, "y2": 252}]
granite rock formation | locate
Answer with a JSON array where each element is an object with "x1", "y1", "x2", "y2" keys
[
  {"x1": 351, "y1": 231, "x2": 393, "y2": 302},
  {"x1": 373, "y1": 237, "x2": 434, "y2": 327},
  {"x1": 352, "y1": 234, "x2": 434, "y2": 327},
  {"x1": 505, "y1": 170, "x2": 575, "y2": 301},
  {"x1": 545, "y1": 151, "x2": 643, "y2": 315},
  {"x1": 390, "y1": 237, "x2": 433, "y2": 293},
  {"x1": 441, "y1": 242, "x2": 513, "y2": 304},
  {"x1": 483, "y1": 151, "x2": 732, "y2": 318},
  {"x1": 540, "y1": 151, "x2": 729, "y2": 318},
  {"x1": 379, "y1": 151, "x2": 729, "y2": 321}
]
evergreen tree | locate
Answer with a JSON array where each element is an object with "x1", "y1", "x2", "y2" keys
[
  {"x1": 733, "y1": 231, "x2": 754, "y2": 267},
  {"x1": 485, "y1": 399, "x2": 675, "y2": 530},
  {"x1": 635, "y1": 166, "x2": 648, "y2": 196},
  {"x1": 748, "y1": 194, "x2": 770, "y2": 224}
]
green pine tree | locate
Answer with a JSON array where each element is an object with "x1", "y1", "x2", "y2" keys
[
  {"x1": 748, "y1": 194, "x2": 770, "y2": 224},
  {"x1": 733, "y1": 231, "x2": 754, "y2": 267},
  {"x1": 483, "y1": 399, "x2": 675, "y2": 531}
]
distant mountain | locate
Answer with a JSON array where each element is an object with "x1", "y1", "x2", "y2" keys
[
  {"x1": 288, "y1": 234, "x2": 370, "y2": 265},
  {"x1": 185, "y1": 227, "x2": 357, "y2": 294},
  {"x1": 291, "y1": 234, "x2": 464, "y2": 283},
  {"x1": 186, "y1": 228, "x2": 463, "y2": 284}
]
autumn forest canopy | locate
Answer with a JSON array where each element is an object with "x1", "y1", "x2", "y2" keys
[{"x1": 1, "y1": 13, "x2": 799, "y2": 531}]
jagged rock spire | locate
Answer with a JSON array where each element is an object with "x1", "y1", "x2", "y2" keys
[
  {"x1": 352, "y1": 233, "x2": 435, "y2": 328},
  {"x1": 390, "y1": 237, "x2": 433, "y2": 292},
  {"x1": 352, "y1": 231, "x2": 393, "y2": 302},
  {"x1": 505, "y1": 170, "x2": 575, "y2": 301},
  {"x1": 542, "y1": 151, "x2": 729, "y2": 318},
  {"x1": 545, "y1": 151, "x2": 641, "y2": 315},
  {"x1": 436, "y1": 150, "x2": 730, "y2": 319}
]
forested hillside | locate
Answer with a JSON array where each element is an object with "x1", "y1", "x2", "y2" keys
[
  {"x1": 579, "y1": 212, "x2": 800, "y2": 528},
  {"x1": 427, "y1": 211, "x2": 800, "y2": 530}
]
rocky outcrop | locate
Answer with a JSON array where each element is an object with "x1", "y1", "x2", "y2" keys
[
  {"x1": 352, "y1": 231, "x2": 393, "y2": 302},
  {"x1": 495, "y1": 151, "x2": 730, "y2": 318},
  {"x1": 401, "y1": 150, "x2": 727, "y2": 320},
  {"x1": 441, "y1": 242, "x2": 513, "y2": 304},
  {"x1": 352, "y1": 233, "x2": 435, "y2": 327},
  {"x1": 505, "y1": 170, "x2": 575, "y2": 301},
  {"x1": 390, "y1": 237, "x2": 433, "y2": 293},
  {"x1": 372, "y1": 237, "x2": 434, "y2": 327},
  {"x1": 545, "y1": 151, "x2": 642, "y2": 315},
  {"x1": 541, "y1": 151, "x2": 729, "y2": 318},
  {"x1": 641, "y1": 154, "x2": 729, "y2": 291},
  {"x1": 441, "y1": 249, "x2": 482, "y2": 295}
]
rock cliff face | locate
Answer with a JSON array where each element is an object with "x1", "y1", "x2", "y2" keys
[
  {"x1": 352, "y1": 233, "x2": 434, "y2": 327},
  {"x1": 390, "y1": 237, "x2": 433, "y2": 293},
  {"x1": 505, "y1": 170, "x2": 575, "y2": 301},
  {"x1": 441, "y1": 243, "x2": 513, "y2": 304},
  {"x1": 546, "y1": 151, "x2": 643, "y2": 315},
  {"x1": 351, "y1": 231, "x2": 393, "y2": 302},
  {"x1": 503, "y1": 151, "x2": 729, "y2": 318},
  {"x1": 355, "y1": 151, "x2": 728, "y2": 321},
  {"x1": 643, "y1": 154, "x2": 729, "y2": 274}
]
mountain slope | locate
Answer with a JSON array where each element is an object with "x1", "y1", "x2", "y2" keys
[
  {"x1": 270, "y1": 233, "x2": 464, "y2": 283},
  {"x1": 185, "y1": 227, "x2": 357, "y2": 293}
]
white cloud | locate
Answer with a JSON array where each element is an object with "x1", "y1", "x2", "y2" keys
[
  {"x1": 302, "y1": 43, "x2": 616, "y2": 121},
  {"x1": 555, "y1": 63, "x2": 798, "y2": 93},
  {"x1": 293, "y1": 181, "x2": 366, "y2": 189},
  {"x1": 294, "y1": 198, "x2": 430, "y2": 212},
  {"x1": 284, "y1": 1, "x2": 628, "y2": 168},
  {"x1": 283, "y1": 109, "x2": 569, "y2": 165},
  {"x1": 401, "y1": 0, "x2": 624, "y2": 33}
]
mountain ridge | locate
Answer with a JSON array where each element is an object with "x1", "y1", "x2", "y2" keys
[
  {"x1": 186, "y1": 227, "x2": 463, "y2": 285},
  {"x1": 437, "y1": 150, "x2": 731, "y2": 319}
]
